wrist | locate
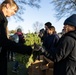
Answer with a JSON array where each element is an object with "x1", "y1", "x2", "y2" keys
[{"x1": 40, "y1": 47, "x2": 45, "y2": 53}]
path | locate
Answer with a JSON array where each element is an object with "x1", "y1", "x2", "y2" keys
[{"x1": 7, "y1": 61, "x2": 28, "y2": 75}]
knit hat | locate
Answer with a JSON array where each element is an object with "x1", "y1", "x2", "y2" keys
[
  {"x1": 45, "y1": 22, "x2": 52, "y2": 28},
  {"x1": 64, "y1": 14, "x2": 76, "y2": 27}
]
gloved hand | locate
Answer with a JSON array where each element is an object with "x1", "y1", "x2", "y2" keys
[
  {"x1": 33, "y1": 43, "x2": 41, "y2": 51},
  {"x1": 33, "y1": 43, "x2": 45, "y2": 52}
]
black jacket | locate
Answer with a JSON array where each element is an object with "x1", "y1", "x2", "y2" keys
[
  {"x1": 0, "y1": 11, "x2": 32, "y2": 75},
  {"x1": 43, "y1": 34, "x2": 59, "y2": 50},
  {"x1": 44, "y1": 31, "x2": 76, "y2": 75}
]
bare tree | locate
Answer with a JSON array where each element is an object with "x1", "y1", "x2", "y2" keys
[
  {"x1": 33, "y1": 21, "x2": 43, "y2": 33},
  {"x1": 51, "y1": 0, "x2": 76, "y2": 20},
  {"x1": 0, "y1": 0, "x2": 41, "y2": 21},
  {"x1": 14, "y1": 0, "x2": 41, "y2": 21}
]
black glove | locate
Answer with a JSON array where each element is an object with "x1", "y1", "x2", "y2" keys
[
  {"x1": 33, "y1": 43, "x2": 41, "y2": 51},
  {"x1": 33, "y1": 43, "x2": 45, "y2": 52}
]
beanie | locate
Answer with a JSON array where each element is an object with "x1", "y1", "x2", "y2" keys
[
  {"x1": 64, "y1": 14, "x2": 76, "y2": 27},
  {"x1": 45, "y1": 22, "x2": 52, "y2": 28}
]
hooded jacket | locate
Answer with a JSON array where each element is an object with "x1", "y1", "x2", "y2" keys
[{"x1": 44, "y1": 31, "x2": 76, "y2": 75}]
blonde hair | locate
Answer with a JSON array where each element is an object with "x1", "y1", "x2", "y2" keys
[{"x1": 0, "y1": 0, "x2": 19, "y2": 12}]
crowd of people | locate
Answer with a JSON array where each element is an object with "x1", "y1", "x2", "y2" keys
[
  {"x1": 0, "y1": 0, "x2": 76, "y2": 75},
  {"x1": 36, "y1": 14, "x2": 76, "y2": 75}
]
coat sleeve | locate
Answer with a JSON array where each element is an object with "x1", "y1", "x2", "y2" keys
[
  {"x1": 0, "y1": 13, "x2": 33, "y2": 55},
  {"x1": 0, "y1": 25, "x2": 33, "y2": 55},
  {"x1": 43, "y1": 36, "x2": 74, "y2": 62},
  {"x1": 4, "y1": 40, "x2": 33, "y2": 55}
]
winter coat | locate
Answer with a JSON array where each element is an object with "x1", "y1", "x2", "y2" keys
[
  {"x1": 15, "y1": 32, "x2": 25, "y2": 44},
  {"x1": 44, "y1": 31, "x2": 76, "y2": 75},
  {"x1": 43, "y1": 34, "x2": 59, "y2": 50},
  {"x1": 0, "y1": 11, "x2": 32, "y2": 75}
]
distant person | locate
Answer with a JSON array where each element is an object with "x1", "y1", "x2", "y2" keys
[
  {"x1": 43, "y1": 26, "x2": 59, "y2": 50},
  {"x1": 0, "y1": 0, "x2": 33, "y2": 75},
  {"x1": 35, "y1": 14, "x2": 76, "y2": 75},
  {"x1": 15, "y1": 28, "x2": 25, "y2": 44},
  {"x1": 44, "y1": 22, "x2": 52, "y2": 37},
  {"x1": 38, "y1": 28, "x2": 45, "y2": 42},
  {"x1": 42, "y1": 22, "x2": 52, "y2": 46},
  {"x1": 12, "y1": 28, "x2": 26, "y2": 73}
]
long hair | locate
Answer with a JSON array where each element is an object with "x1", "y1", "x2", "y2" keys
[{"x1": 48, "y1": 26, "x2": 56, "y2": 34}]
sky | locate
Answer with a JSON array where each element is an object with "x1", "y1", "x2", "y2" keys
[{"x1": 8, "y1": 0, "x2": 66, "y2": 33}]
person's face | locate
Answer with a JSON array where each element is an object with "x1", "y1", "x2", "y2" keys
[
  {"x1": 63, "y1": 25, "x2": 75, "y2": 33},
  {"x1": 6, "y1": 4, "x2": 17, "y2": 17},
  {"x1": 47, "y1": 29, "x2": 53, "y2": 35}
]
